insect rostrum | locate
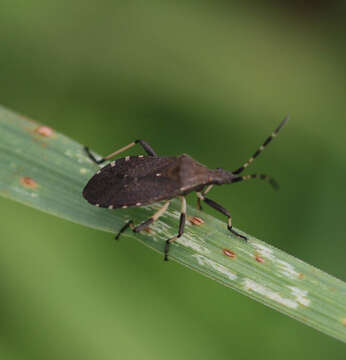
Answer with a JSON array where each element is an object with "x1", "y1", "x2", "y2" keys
[{"x1": 83, "y1": 117, "x2": 289, "y2": 261}]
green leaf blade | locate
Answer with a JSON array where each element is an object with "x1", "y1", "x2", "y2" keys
[{"x1": 1, "y1": 105, "x2": 345, "y2": 342}]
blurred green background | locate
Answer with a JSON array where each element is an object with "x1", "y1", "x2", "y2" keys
[{"x1": 1, "y1": 1, "x2": 346, "y2": 359}]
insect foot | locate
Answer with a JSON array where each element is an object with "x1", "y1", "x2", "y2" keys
[
  {"x1": 164, "y1": 238, "x2": 175, "y2": 261},
  {"x1": 115, "y1": 220, "x2": 134, "y2": 240},
  {"x1": 227, "y1": 225, "x2": 247, "y2": 241}
]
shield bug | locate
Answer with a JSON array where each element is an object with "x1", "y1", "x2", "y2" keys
[{"x1": 83, "y1": 116, "x2": 288, "y2": 260}]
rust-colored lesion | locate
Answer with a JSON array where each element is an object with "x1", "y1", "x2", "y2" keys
[
  {"x1": 35, "y1": 126, "x2": 54, "y2": 137},
  {"x1": 24, "y1": 124, "x2": 56, "y2": 148},
  {"x1": 223, "y1": 248, "x2": 236, "y2": 259},
  {"x1": 20, "y1": 176, "x2": 39, "y2": 189},
  {"x1": 188, "y1": 216, "x2": 204, "y2": 226},
  {"x1": 255, "y1": 254, "x2": 265, "y2": 263}
]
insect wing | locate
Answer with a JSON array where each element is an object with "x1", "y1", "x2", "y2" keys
[{"x1": 83, "y1": 156, "x2": 182, "y2": 208}]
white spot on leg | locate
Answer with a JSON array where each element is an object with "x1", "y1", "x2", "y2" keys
[
  {"x1": 95, "y1": 204, "x2": 100, "y2": 207},
  {"x1": 111, "y1": 161, "x2": 116, "y2": 167},
  {"x1": 138, "y1": 155, "x2": 144, "y2": 158},
  {"x1": 136, "y1": 202, "x2": 141, "y2": 206},
  {"x1": 122, "y1": 205, "x2": 128, "y2": 209},
  {"x1": 125, "y1": 156, "x2": 130, "y2": 161},
  {"x1": 96, "y1": 170, "x2": 101, "y2": 174},
  {"x1": 108, "y1": 205, "x2": 114, "y2": 209}
]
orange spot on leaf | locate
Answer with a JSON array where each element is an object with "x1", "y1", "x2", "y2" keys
[
  {"x1": 35, "y1": 126, "x2": 54, "y2": 137},
  {"x1": 189, "y1": 216, "x2": 204, "y2": 226},
  {"x1": 20, "y1": 177, "x2": 38, "y2": 189},
  {"x1": 255, "y1": 256, "x2": 265, "y2": 264},
  {"x1": 223, "y1": 249, "x2": 236, "y2": 258}
]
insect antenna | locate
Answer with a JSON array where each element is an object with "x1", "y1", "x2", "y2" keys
[
  {"x1": 232, "y1": 174, "x2": 279, "y2": 190},
  {"x1": 232, "y1": 115, "x2": 289, "y2": 175}
]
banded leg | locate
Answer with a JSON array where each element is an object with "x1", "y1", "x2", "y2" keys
[
  {"x1": 115, "y1": 220, "x2": 134, "y2": 240},
  {"x1": 133, "y1": 200, "x2": 170, "y2": 233},
  {"x1": 85, "y1": 139, "x2": 157, "y2": 165},
  {"x1": 196, "y1": 192, "x2": 247, "y2": 240},
  {"x1": 164, "y1": 196, "x2": 186, "y2": 261},
  {"x1": 232, "y1": 116, "x2": 289, "y2": 175},
  {"x1": 114, "y1": 201, "x2": 170, "y2": 240},
  {"x1": 232, "y1": 174, "x2": 279, "y2": 190},
  {"x1": 197, "y1": 184, "x2": 214, "y2": 211}
]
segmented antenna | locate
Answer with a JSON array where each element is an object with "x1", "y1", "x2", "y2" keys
[
  {"x1": 232, "y1": 174, "x2": 279, "y2": 190},
  {"x1": 232, "y1": 116, "x2": 289, "y2": 175}
]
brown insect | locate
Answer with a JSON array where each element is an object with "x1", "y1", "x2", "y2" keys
[{"x1": 83, "y1": 116, "x2": 288, "y2": 260}]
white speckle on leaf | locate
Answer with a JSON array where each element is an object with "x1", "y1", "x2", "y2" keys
[
  {"x1": 13, "y1": 186, "x2": 39, "y2": 199},
  {"x1": 253, "y1": 244, "x2": 301, "y2": 280},
  {"x1": 193, "y1": 254, "x2": 237, "y2": 281},
  {"x1": 64, "y1": 150, "x2": 73, "y2": 158},
  {"x1": 65, "y1": 149, "x2": 94, "y2": 164},
  {"x1": 287, "y1": 286, "x2": 311, "y2": 307},
  {"x1": 166, "y1": 209, "x2": 181, "y2": 220},
  {"x1": 150, "y1": 221, "x2": 171, "y2": 241},
  {"x1": 276, "y1": 259, "x2": 300, "y2": 279},
  {"x1": 252, "y1": 243, "x2": 275, "y2": 260},
  {"x1": 79, "y1": 168, "x2": 89, "y2": 174},
  {"x1": 237, "y1": 248, "x2": 254, "y2": 258},
  {"x1": 243, "y1": 279, "x2": 298, "y2": 309},
  {"x1": 176, "y1": 233, "x2": 210, "y2": 255}
]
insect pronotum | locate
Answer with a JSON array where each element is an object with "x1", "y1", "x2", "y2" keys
[{"x1": 83, "y1": 116, "x2": 289, "y2": 260}]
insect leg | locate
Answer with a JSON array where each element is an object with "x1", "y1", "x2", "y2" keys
[
  {"x1": 104, "y1": 139, "x2": 156, "y2": 159},
  {"x1": 85, "y1": 139, "x2": 157, "y2": 165},
  {"x1": 103, "y1": 142, "x2": 140, "y2": 162},
  {"x1": 232, "y1": 174, "x2": 279, "y2": 190},
  {"x1": 132, "y1": 200, "x2": 170, "y2": 233},
  {"x1": 134, "y1": 140, "x2": 157, "y2": 156},
  {"x1": 232, "y1": 116, "x2": 289, "y2": 175},
  {"x1": 196, "y1": 192, "x2": 247, "y2": 240},
  {"x1": 197, "y1": 184, "x2": 214, "y2": 210},
  {"x1": 84, "y1": 147, "x2": 105, "y2": 164},
  {"x1": 115, "y1": 220, "x2": 134, "y2": 240},
  {"x1": 164, "y1": 196, "x2": 186, "y2": 261}
]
